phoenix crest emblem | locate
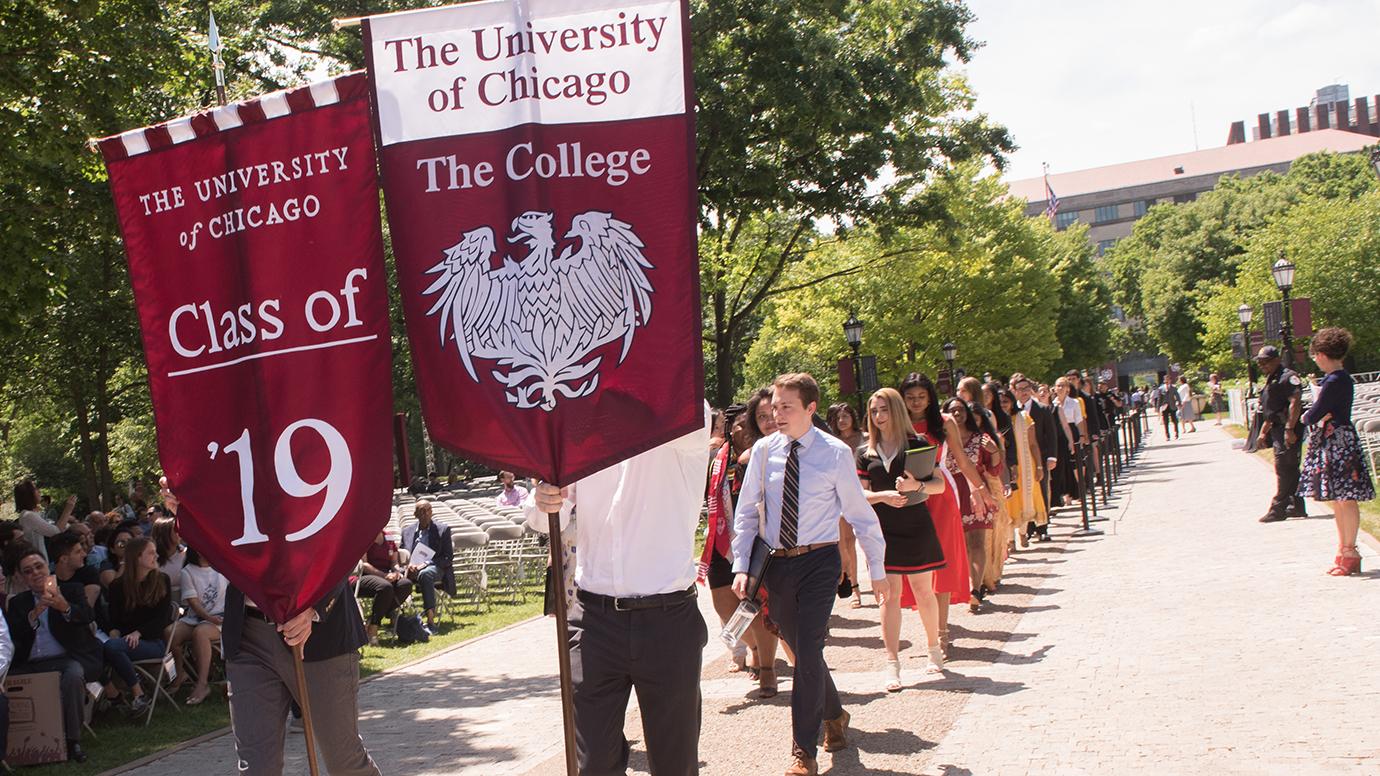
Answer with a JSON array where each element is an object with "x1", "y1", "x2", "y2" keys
[{"x1": 422, "y1": 210, "x2": 654, "y2": 411}]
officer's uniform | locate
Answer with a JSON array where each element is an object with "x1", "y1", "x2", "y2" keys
[{"x1": 1259, "y1": 363, "x2": 1306, "y2": 519}]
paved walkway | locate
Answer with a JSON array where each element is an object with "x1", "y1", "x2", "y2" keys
[{"x1": 120, "y1": 425, "x2": 1380, "y2": 775}]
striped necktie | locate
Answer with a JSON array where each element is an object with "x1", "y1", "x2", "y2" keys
[{"x1": 780, "y1": 440, "x2": 801, "y2": 548}]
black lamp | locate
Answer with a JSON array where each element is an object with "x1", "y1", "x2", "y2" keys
[{"x1": 1271, "y1": 252, "x2": 1295, "y2": 368}]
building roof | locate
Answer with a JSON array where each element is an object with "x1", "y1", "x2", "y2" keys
[{"x1": 1008, "y1": 129, "x2": 1375, "y2": 203}]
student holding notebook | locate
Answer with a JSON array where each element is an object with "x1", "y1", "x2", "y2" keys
[{"x1": 855, "y1": 388, "x2": 948, "y2": 691}]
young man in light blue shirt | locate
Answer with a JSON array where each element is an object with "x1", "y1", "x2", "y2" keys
[{"x1": 731, "y1": 373, "x2": 888, "y2": 776}]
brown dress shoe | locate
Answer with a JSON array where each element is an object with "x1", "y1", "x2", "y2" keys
[
  {"x1": 785, "y1": 750, "x2": 818, "y2": 775},
  {"x1": 823, "y1": 708, "x2": 850, "y2": 752}
]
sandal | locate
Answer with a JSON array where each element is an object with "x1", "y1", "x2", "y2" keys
[
  {"x1": 747, "y1": 647, "x2": 761, "y2": 680},
  {"x1": 884, "y1": 659, "x2": 902, "y2": 692},
  {"x1": 758, "y1": 667, "x2": 778, "y2": 698},
  {"x1": 186, "y1": 685, "x2": 211, "y2": 706},
  {"x1": 1328, "y1": 547, "x2": 1362, "y2": 576},
  {"x1": 924, "y1": 644, "x2": 945, "y2": 675}
]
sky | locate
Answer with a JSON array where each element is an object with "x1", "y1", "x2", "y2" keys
[{"x1": 962, "y1": 0, "x2": 1380, "y2": 184}]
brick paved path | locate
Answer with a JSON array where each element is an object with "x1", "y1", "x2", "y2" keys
[{"x1": 118, "y1": 426, "x2": 1379, "y2": 775}]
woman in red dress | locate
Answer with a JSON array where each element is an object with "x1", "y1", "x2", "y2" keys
[{"x1": 898, "y1": 373, "x2": 992, "y2": 652}]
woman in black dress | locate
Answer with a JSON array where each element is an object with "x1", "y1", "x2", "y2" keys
[{"x1": 858, "y1": 388, "x2": 947, "y2": 691}]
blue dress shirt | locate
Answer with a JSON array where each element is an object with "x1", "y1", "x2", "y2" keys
[{"x1": 730, "y1": 427, "x2": 887, "y2": 578}]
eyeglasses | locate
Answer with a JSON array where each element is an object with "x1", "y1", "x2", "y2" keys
[{"x1": 114, "y1": 539, "x2": 129, "y2": 547}]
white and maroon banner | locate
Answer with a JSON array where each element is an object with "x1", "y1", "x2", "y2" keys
[
  {"x1": 363, "y1": 0, "x2": 702, "y2": 485},
  {"x1": 98, "y1": 73, "x2": 393, "y2": 622}
]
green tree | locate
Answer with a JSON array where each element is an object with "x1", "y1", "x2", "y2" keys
[
  {"x1": 1201, "y1": 192, "x2": 1380, "y2": 372},
  {"x1": 743, "y1": 171, "x2": 1065, "y2": 399},
  {"x1": 692, "y1": 0, "x2": 1013, "y2": 404},
  {"x1": 1045, "y1": 223, "x2": 1112, "y2": 375}
]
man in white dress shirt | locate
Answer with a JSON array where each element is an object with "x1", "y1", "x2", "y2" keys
[
  {"x1": 731, "y1": 373, "x2": 888, "y2": 776},
  {"x1": 527, "y1": 405, "x2": 711, "y2": 776}
]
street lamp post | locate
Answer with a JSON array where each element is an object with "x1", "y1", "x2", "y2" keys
[
  {"x1": 1237, "y1": 303, "x2": 1255, "y2": 398},
  {"x1": 1271, "y1": 252, "x2": 1296, "y2": 369},
  {"x1": 942, "y1": 341, "x2": 957, "y2": 395},
  {"x1": 843, "y1": 313, "x2": 865, "y2": 420}
]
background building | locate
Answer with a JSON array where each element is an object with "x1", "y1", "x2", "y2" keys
[{"x1": 1008, "y1": 128, "x2": 1374, "y2": 258}]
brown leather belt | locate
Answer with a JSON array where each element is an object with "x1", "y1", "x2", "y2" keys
[{"x1": 771, "y1": 541, "x2": 837, "y2": 559}]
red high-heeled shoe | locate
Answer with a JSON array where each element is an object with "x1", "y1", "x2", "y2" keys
[{"x1": 1327, "y1": 548, "x2": 1362, "y2": 576}]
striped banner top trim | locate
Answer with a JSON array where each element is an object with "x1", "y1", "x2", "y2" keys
[{"x1": 95, "y1": 71, "x2": 363, "y2": 163}]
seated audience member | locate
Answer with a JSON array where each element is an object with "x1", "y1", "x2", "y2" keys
[
  {"x1": 152, "y1": 516, "x2": 186, "y2": 601},
  {"x1": 4, "y1": 545, "x2": 102, "y2": 763},
  {"x1": 401, "y1": 500, "x2": 454, "y2": 631},
  {"x1": 88, "y1": 526, "x2": 113, "y2": 570},
  {"x1": 425, "y1": 472, "x2": 443, "y2": 494},
  {"x1": 102, "y1": 537, "x2": 173, "y2": 714},
  {"x1": 170, "y1": 546, "x2": 227, "y2": 705},
  {"x1": 13, "y1": 480, "x2": 74, "y2": 562},
  {"x1": 84, "y1": 510, "x2": 112, "y2": 533},
  {"x1": 51, "y1": 532, "x2": 101, "y2": 610},
  {"x1": 495, "y1": 471, "x2": 529, "y2": 508},
  {"x1": 355, "y1": 532, "x2": 413, "y2": 645},
  {"x1": 99, "y1": 525, "x2": 135, "y2": 588}
]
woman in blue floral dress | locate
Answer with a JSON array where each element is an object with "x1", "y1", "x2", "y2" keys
[{"x1": 1298, "y1": 327, "x2": 1375, "y2": 576}]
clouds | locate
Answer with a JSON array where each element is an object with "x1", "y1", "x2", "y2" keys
[{"x1": 964, "y1": 0, "x2": 1380, "y2": 181}]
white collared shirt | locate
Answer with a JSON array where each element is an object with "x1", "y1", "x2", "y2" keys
[
  {"x1": 730, "y1": 427, "x2": 887, "y2": 579},
  {"x1": 524, "y1": 405, "x2": 711, "y2": 598}
]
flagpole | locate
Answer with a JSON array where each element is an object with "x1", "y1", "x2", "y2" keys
[
  {"x1": 547, "y1": 511, "x2": 579, "y2": 776},
  {"x1": 209, "y1": 10, "x2": 227, "y2": 106}
]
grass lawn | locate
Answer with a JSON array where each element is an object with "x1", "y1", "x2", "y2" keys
[
  {"x1": 1223, "y1": 423, "x2": 1380, "y2": 542},
  {"x1": 22, "y1": 591, "x2": 543, "y2": 776}
]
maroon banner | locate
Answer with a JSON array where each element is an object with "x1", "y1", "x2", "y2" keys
[
  {"x1": 363, "y1": 0, "x2": 702, "y2": 486},
  {"x1": 98, "y1": 74, "x2": 393, "y2": 622}
]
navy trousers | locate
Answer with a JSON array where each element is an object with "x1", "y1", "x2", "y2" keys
[{"x1": 764, "y1": 544, "x2": 844, "y2": 759}]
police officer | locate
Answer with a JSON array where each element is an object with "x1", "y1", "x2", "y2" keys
[{"x1": 1255, "y1": 346, "x2": 1307, "y2": 522}]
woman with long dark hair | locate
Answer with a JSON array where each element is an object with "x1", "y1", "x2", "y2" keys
[
  {"x1": 726, "y1": 388, "x2": 782, "y2": 696},
  {"x1": 827, "y1": 402, "x2": 867, "y2": 608},
  {"x1": 944, "y1": 398, "x2": 1001, "y2": 612},
  {"x1": 858, "y1": 388, "x2": 947, "y2": 689},
  {"x1": 899, "y1": 373, "x2": 983, "y2": 649},
  {"x1": 998, "y1": 388, "x2": 1049, "y2": 549},
  {"x1": 103, "y1": 537, "x2": 173, "y2": 713}
]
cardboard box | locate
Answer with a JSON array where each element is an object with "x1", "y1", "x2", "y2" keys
[{"x1": 5, "y1": 672, "x2": 67, "y2": 766}]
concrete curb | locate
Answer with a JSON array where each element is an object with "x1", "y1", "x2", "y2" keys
[{"x1": 95, "y1": 614, "x2": 545, "y2": 776}]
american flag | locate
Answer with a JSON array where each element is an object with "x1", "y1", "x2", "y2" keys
[{"x1": 1044, "y1": 166, "x2": 1060, "y2": 224}]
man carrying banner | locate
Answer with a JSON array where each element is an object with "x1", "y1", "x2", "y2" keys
[
  {"x1": 732, "y1": 373, "x2": 888, "y2": 776},
  {"x1": 525, "y1": 405, "x2": 711, "y2": 776},
  {"x1": 222, "y1": 580, "x2": 379, "y2": 776}
]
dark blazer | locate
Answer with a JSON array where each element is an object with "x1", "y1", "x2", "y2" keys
[
  {"x1": 402, "y1": 521, "x2": 456, "y2": 595},
  {"x1": 1027, "y1": 401, "x2": 1059, "y2": 469},
  {"x1": 221, "y1": 578, "x2": 365, "y2": 663},
  {"x1": 1078, "y1": 389, "x2": 1104, "y2": 437},
  {"x1": 5, "y1": 582, "x2": 104, "y2": 681}
]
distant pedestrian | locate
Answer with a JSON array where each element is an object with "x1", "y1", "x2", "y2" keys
[
  {"x1": 1255, "y1": 346, "x2": 1307, "y2": 523},
  {"x1": 1208, "y1": 373, "x2": 1225, "y2": 425},
  {"x1": 1153, "y1": 377, "x2": 1180, "y2": 440},
  {"x1": 1177, "y1": 376, "x2": 1198, "y2": 433},
  {"x1": 1297, "y1": 328, "x2": 1375, "y2": 575}
]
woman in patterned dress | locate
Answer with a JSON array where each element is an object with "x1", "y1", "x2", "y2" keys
[
  {"x1": 1298, "y1": 328, "x2": 1376, "y2": 576},
  {"x1": 944, "y1": 397, "x2": 1001, "y2": 613}
]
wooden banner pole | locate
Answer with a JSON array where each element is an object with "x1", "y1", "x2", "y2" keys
[
  {"x1": 292, "y1": 643, "x2": 323, "y2": 776},
  {"x1": 547, "y1": 512, "x2": 579, "y2": 776}
]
